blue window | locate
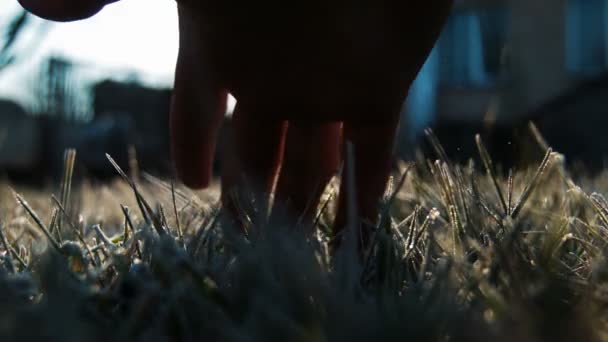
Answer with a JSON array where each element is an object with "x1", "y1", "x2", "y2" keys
[
  {"x1": 404, "y1": 45, "x2": 440, "y2": 137},
  {"x1": 403, "y1": 8, "x2": 509, "y2": 138},
  {"x1": 566, "y1": 0, "x2": 608, "y2": 75},
  {"x1": 438, "y1": 9, "x2": 509, "y2": 87}
]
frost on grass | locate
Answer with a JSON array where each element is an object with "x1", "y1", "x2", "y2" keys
[{"x1": 0, "y1": 136, "x2": 607, "y2": 341}]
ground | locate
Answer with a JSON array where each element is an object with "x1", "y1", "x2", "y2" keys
[{"x1": 1, "y1": 134, "x2": 608, "y2": 341}]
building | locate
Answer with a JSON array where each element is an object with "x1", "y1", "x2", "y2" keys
[
  {"x1": 405, "y1": 0, "x2": 607, "y2": 127},
  {"x1": 91, "y1": 80, "x2": 173, "y2": 175},
  {"x1": 400, "y1": 0, "x2": 608, "y2": 165},
  {"x1": 0, "y1": 99, "x2": 40, "y2": 171}
]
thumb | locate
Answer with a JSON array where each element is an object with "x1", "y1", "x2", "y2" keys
[{"x1": 18, "y1": 0, "x2": 119, "y2": 22}]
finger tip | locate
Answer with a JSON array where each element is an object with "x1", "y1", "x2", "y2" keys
[
  {"x1": 173, "y1": 159, "x2": 212, "y2": 189},
  {"x1": 19, "y1": 0, "x2": 107, "y2": 21},
  {"x1": 177, "y1": 171, "x2": 211, "y2": 190}
]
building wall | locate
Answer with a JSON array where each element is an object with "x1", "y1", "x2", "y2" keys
[
  {"x1": 0, "y1": 100, "x2": 40, "y2": 170},
  {"x1": 502, "y1": 0, "x2": 569, "y2": 120},
  {"x1": 405, "y1": 0, "x2": 594, "y2": 126}
]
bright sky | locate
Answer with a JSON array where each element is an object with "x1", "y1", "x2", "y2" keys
[{"x1": 0, "y1": 0, "x2": 181, "y2": 109}]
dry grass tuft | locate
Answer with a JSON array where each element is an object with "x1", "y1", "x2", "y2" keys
[{"x1": 0, "y1": 129, "x2": 607, "y2": 341}]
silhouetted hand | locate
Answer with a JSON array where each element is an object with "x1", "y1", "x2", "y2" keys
[{"x1": 18, "y1": 0, "x2": 453, "y2": 251}]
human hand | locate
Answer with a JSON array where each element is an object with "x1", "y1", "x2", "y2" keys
[{"x1": 18, "y1": 0, "x2": 453, "y2": 252}]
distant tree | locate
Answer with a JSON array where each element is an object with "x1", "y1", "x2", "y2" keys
[
  {"x1": 0, "y1": 10, "x2": 85, "y2": 119},
  {"x1": 0, "y1": 11, "x2": 28, "y2": 71},
  {"x1": 33, "y1": 56, "x2": 83, "y2": 120},
  {"x1": 0, "y1": 9, "x2": 52, "y2": 72}
]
